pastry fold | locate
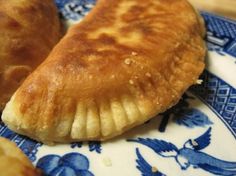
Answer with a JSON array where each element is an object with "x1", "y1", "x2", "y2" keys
[
  {"x1": 0, "y1": 0, "x2": 61, "y2": 110},
  {"x1": 2, "y1": 0, "x2": 206, "y2": 143}
]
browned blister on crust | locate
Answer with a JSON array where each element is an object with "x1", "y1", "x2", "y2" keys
[
  {"x1": 0, "y1": 137, "x2": 41, "y2": 176},
  {"x1": 2, "y1": 0, "x2": 206, "y2": 143},
  {"x1": 0, "y1": 0, "x2": 61, "y2": 110}
]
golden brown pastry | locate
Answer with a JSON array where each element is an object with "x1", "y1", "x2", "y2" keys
[
  {"x1": 2, "y1": 0, "x2": 206, "y2": 143},
  {"x1": 0, "y1": 0, "x2": 61, "y2": 110},
  {"x1": 0, "y1": 137, "x2": 41, "y2": 176}
]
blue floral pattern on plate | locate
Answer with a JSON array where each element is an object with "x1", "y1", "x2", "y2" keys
[
  {"x1": 174, "y1": 108, "x2": 213, "y2": 128},
  {"x1": 129, "y1": 128, "x2": 236, "y2": 176},
  {"x1": 136, "y1": 148, "x2": 166, "y2": 176},
  {"x1": 202, "y1": 12, "x2": 236, "y2": 57},
  {"x1": 71, "y1": 141, "x2": 102, "y2": 154},
  {"x1": 191, "y1": 70, "x2": 236, "y2": 136},
  {"x1": 0, "y1": 1, "x2": 236, "y2": 176},
  {"x1": 36, "y1": 152, "x2": 94, "y2": 176},
  {"x1": 158, "y1": 93, "x2": 213, "y2": 132},
  {"x1": 55, "y1": 0, "x2": 95, "y2": 21}
]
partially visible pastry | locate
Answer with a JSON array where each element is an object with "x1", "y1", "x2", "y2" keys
[
  {"x1": 0, "y1": 0, "x2": 61, "y2": 110},
  {"x1": 0, "y1": 137, "x2": 41, "y2": 176}
]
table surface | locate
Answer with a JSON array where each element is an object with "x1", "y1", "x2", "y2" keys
[{"x1": 189, "y1": 0, "x2": 236, "y2": 20}]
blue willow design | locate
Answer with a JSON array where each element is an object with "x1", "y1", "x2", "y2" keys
[
  {"x1": 129, "y1": 127, "x2": 236, "y2": 176},
  {"x1": 71, "y1": 141, "x2": 83, "y2": 148},
  {"x1": 36, "y1": 152, "x2": 94, "y2": 176},
  {"x1": 158, "y1": 94, "x2": 212, "y2": 132},
  {"x1": 174, "y1": 108, "x2": 213, "y2": 128},
  {"x1": 55, "y1": 0, "x2": 96, "y2": 21},
  {"x1": 191, "y1": 70, "x2": 236, "y2": 137},
  {"x1": 136, "y1": 148, "x2": 166, "y2": 176},
  {"x1": 202, "y1": 12, "x2": 236, "y2": 57},
  {"x1": 159, "y1": 69, "x2": 236, "y2": 136},
  {"x1": 71, "y1": 141, "x2": 102, "y2": 154},
  {"x1": 88, "y1": 141, "x2": 102, "y2": 153}
]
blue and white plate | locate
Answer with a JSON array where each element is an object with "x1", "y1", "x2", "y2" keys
[{"x1": 1, "y1": 1, "x2": 236, "y2": 176}]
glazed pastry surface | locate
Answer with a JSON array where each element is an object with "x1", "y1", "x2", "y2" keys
[{"x1": 2, "y1": 0, "x2": 206, "y2": 143}]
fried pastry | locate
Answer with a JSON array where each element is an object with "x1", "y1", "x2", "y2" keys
[
  {"x1": 0, "y1": 137, "x2": 41, "y2": 176},
  {"x1": 0, "y1": 0, "x2": 61, "y2": 110},
  {"x1": 2, "y1": 0, "x2": 206, "y2": 143}
]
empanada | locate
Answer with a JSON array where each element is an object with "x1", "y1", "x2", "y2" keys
[
  {"x1": 2, "y1": 0, "x2": 206, "y2": 143},
  {"x1": 0, "y1": 137, "x2": 41, "y2": 176},
  {"x1": 0, "y1": 0, "x2": 61, "y2": 110}
]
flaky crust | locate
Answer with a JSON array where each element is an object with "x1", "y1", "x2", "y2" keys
[
  {"x1": 0, "y1": 0, "x2": 61, "y2": 110},
  {"x1": 2, "y1": 0, "x2": 206, "y2": 143},
  {"x1": 0, "y1": 137, "x2": 41, "y2": 176}
]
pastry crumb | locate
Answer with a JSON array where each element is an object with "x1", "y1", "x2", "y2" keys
[
  {"x1": 174, "y1": 56, "x2": 180, "y2": 61},
  {"x1": 175, "y1": 43, "x2": 180, "y2": 48},
  {"x1": 102, "y1": 157, "x2": 112, "y2": 167},
  {"x1": 129, "y1": 79, "x2": 134, "y2": 85},
  {"x1": 196, "y1": 79, "x2": 203, "y2": 84},
  {"x1": 191, "y1": 139, "x2": 198, "y2": 147},
  {"x1": 145, "y1": 72, "x2": 152, "y2": 77},
  {"x1": 124, "y1": 58, "x2": 132, "y2": 65},
  {"x1": 151, "y1": 166, "x2": 158, "y2": 173},
  {"x1": 131, "y1": 51, "x2": 138, "y2": 56}
]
